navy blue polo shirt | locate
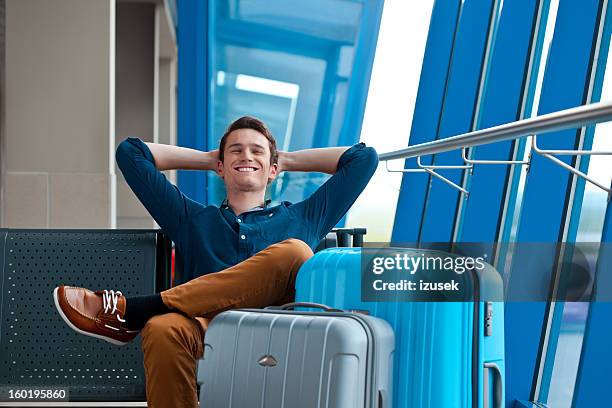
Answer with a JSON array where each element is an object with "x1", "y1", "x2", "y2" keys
[{"x1": 116, "y1": 137, "x2": 378, "y2": 284}]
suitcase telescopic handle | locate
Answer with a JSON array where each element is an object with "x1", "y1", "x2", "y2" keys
[
  {"x1": 484, "y1": 362, "x2": 503, "y2": 408},
  {"x1": 268, "y1": 302, "x2": 344, "y2": 313},
  {"x1": 377, "y1": 390, "x2": 386, "y2": 408}
]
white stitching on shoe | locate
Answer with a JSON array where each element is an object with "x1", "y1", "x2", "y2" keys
[{"x1": 102, "y1": 290, "x2": 126, "y2": 323}]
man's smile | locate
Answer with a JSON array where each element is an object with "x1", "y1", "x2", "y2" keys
[{"x1": 234, "y1": 165, "x2": 259, "y2": 173}]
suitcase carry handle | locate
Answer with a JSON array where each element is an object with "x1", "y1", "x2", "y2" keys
[
  {"x1": 483, "y1": 362, "x2": 503, "y2": 408},
  {"x1": 267, "y1": 302, "x2": 344, "y2": 313}
]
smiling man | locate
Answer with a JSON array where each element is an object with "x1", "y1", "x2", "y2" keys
[{"x1": 53, "y1": 116, "x2": 378, "y2": 408}]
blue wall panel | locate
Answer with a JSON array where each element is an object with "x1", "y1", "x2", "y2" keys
[
  {"x1": 572, "y1": 179, "x2": 612, "y2": 407},
  {"x1": 177, "y1": 0, "x2": 208, "y2": 204},
  {"x1": 391, "y1": 0, "x2": 462, "y2": 243},
  {"x1": 504, "y1": 1, "x2": 602, "y2": 406},
  {"x1": 538, "y1": 1, "x2": 611, "y2": 402},
  {"x1": 418, "y1": 0, "x2": 496, "y2": 243},
  {"x1": 567, "y1": 3, "x2": 612, "y2": 405},
  {"x1": 458, "y1": 0, "x2": 541, "y2": 243}
]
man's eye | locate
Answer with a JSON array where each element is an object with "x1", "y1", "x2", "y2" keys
[{"x1": 254, "y1": 150, "x2": 263, "y2": 155}]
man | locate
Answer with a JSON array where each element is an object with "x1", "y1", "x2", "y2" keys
[{"x1": 53, "y1": 116, "x2": 378, "y2": 407}]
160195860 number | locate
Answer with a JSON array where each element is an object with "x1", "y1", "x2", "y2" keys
[{"x1": 3, "y1": 388, "x2": 68, "y2": 401}]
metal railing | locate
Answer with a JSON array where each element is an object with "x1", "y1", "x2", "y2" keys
[{"x1": 379, "y1": 100, "x2": 612, "y2": 195}]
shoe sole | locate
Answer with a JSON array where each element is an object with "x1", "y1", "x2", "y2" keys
[{"x1": 53, "y1": 287, "x2": 130, "y2": 346}]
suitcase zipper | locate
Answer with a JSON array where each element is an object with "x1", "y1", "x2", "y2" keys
[{"x1": 471, "y1": 265, "x2": 481, "y2": 408}]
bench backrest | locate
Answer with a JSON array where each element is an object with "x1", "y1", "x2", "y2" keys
[{"x1": 0, "y1": 229, "x2": 171, "y2": 403}]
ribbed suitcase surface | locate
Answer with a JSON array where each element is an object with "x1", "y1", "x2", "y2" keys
[
  {"x1": 295, "y1": 248, "x2": 505, "y2": 408},
  {"x1": 198, "y1": 308, "x2": 394, "y2": 408}
]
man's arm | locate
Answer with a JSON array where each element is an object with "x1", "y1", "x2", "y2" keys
[
  {"x1": 116, "y1": 138, "x2": 206, "y2": 242},
  {"x1": 277, "y1": 147, "x2": 350, "y2": 175},
  {"x1": 290, "y1": 143, "x2": 379, "y2": 243},
  {"x1": 144, "y1": 142, "x2": 219, "y2": 172}
]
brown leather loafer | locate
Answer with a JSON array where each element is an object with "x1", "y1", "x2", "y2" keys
[{"x1": 53, "y1": 286, "x2": 139, "y2": 346}]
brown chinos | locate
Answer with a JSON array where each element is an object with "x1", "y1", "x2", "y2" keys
[{"x1": 140, "y1": 238, "x2": 313, "y2": 408}]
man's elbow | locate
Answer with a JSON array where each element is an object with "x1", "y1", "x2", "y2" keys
[
  {"x1": 364, "y1": 146, "x2": 379, "y2": 177},
  {"x1": 115, "y1": 139, "x2": 129, "y2": 167},
  {"x1": 115, "y1": 137, "x2": 143, "y2": 170}
]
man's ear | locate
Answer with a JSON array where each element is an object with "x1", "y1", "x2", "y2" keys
[
  {"x1": 267, "y1": 163, "x2": 279, "y2": 183},
  {"x1": 216, "y1": 160, "x2": 224, "y2": 178}
]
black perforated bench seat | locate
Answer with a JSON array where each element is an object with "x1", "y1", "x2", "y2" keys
[{"x1": 0, "y1": 229, "x2": 172, "y2": 406}]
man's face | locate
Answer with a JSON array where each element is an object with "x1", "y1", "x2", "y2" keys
[{"x1": 217, "y1": 128, "x2": 278, "y2": 193}]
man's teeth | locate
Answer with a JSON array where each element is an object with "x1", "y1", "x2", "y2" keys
[{"x1": 237, "y1": 167, "x2": 256, "y2": 172}]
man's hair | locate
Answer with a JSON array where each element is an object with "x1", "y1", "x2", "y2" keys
[{"x1": 219, "y1": 116, "x2": 279, "y2": 165}]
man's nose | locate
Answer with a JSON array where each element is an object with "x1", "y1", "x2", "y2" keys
[{"x1": 242, "y1": 150, "x2": 254, "y2": 161}]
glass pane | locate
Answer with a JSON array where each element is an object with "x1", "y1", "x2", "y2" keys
[
  {"x1": 496, "y1": 0, "x2": 559, "y2": 291},
  {"x1": 345, "y1": 1, "x2": 434, "y2": 241},
  {"x1": 208, "y1": 0, "x2": 366, "y2": 205},
  {"x1": 546, "y1": 68, "x2": 612, "y2": 407},
  {"x1": 502, "y1": 0, "x2": 560, "y2": 248}
]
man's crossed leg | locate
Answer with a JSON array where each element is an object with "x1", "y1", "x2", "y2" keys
[{"x1": 53, "y1": 239, "x2": 313, "y2": 408}]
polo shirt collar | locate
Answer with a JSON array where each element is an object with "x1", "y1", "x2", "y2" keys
[{"x1": 221, "y1": 198, "x2": 271, "y2": 213}]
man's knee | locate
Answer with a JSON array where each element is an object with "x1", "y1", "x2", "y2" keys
[
  {"x1": 280, "y1": 238, "x2": 314, "y2": 264},
  {"x1": 141, "y1": 313, "x2": 202, "y2": 358}
]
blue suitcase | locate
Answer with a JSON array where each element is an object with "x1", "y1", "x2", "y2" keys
[{"x1": 295, "y1": 247, "x2": 505, "y2": 408}]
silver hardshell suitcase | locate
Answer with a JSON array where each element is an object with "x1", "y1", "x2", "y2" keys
[{"x1": 197, "y1": 302, "x2": 395, "y2": 408}]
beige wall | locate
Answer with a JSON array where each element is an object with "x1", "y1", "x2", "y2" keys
[
  {"x1": 2, "y1": 0, "x2": 177, "y2": 229},
  {"x1": 0, "y1": 0, "x2": 5, "y2": 227},
  {"x1": 115, "y1": 2, "x2": 178, "y2": 229},
  {"x1": 158, "y1": 58, "x2": 177, "y2": 184},
  {"x1": 3, "y1": 0, "x2": 114, "y2": 228},
  {"x1": 116, "y1": 2, "x2": 156, "y2": 229}
]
